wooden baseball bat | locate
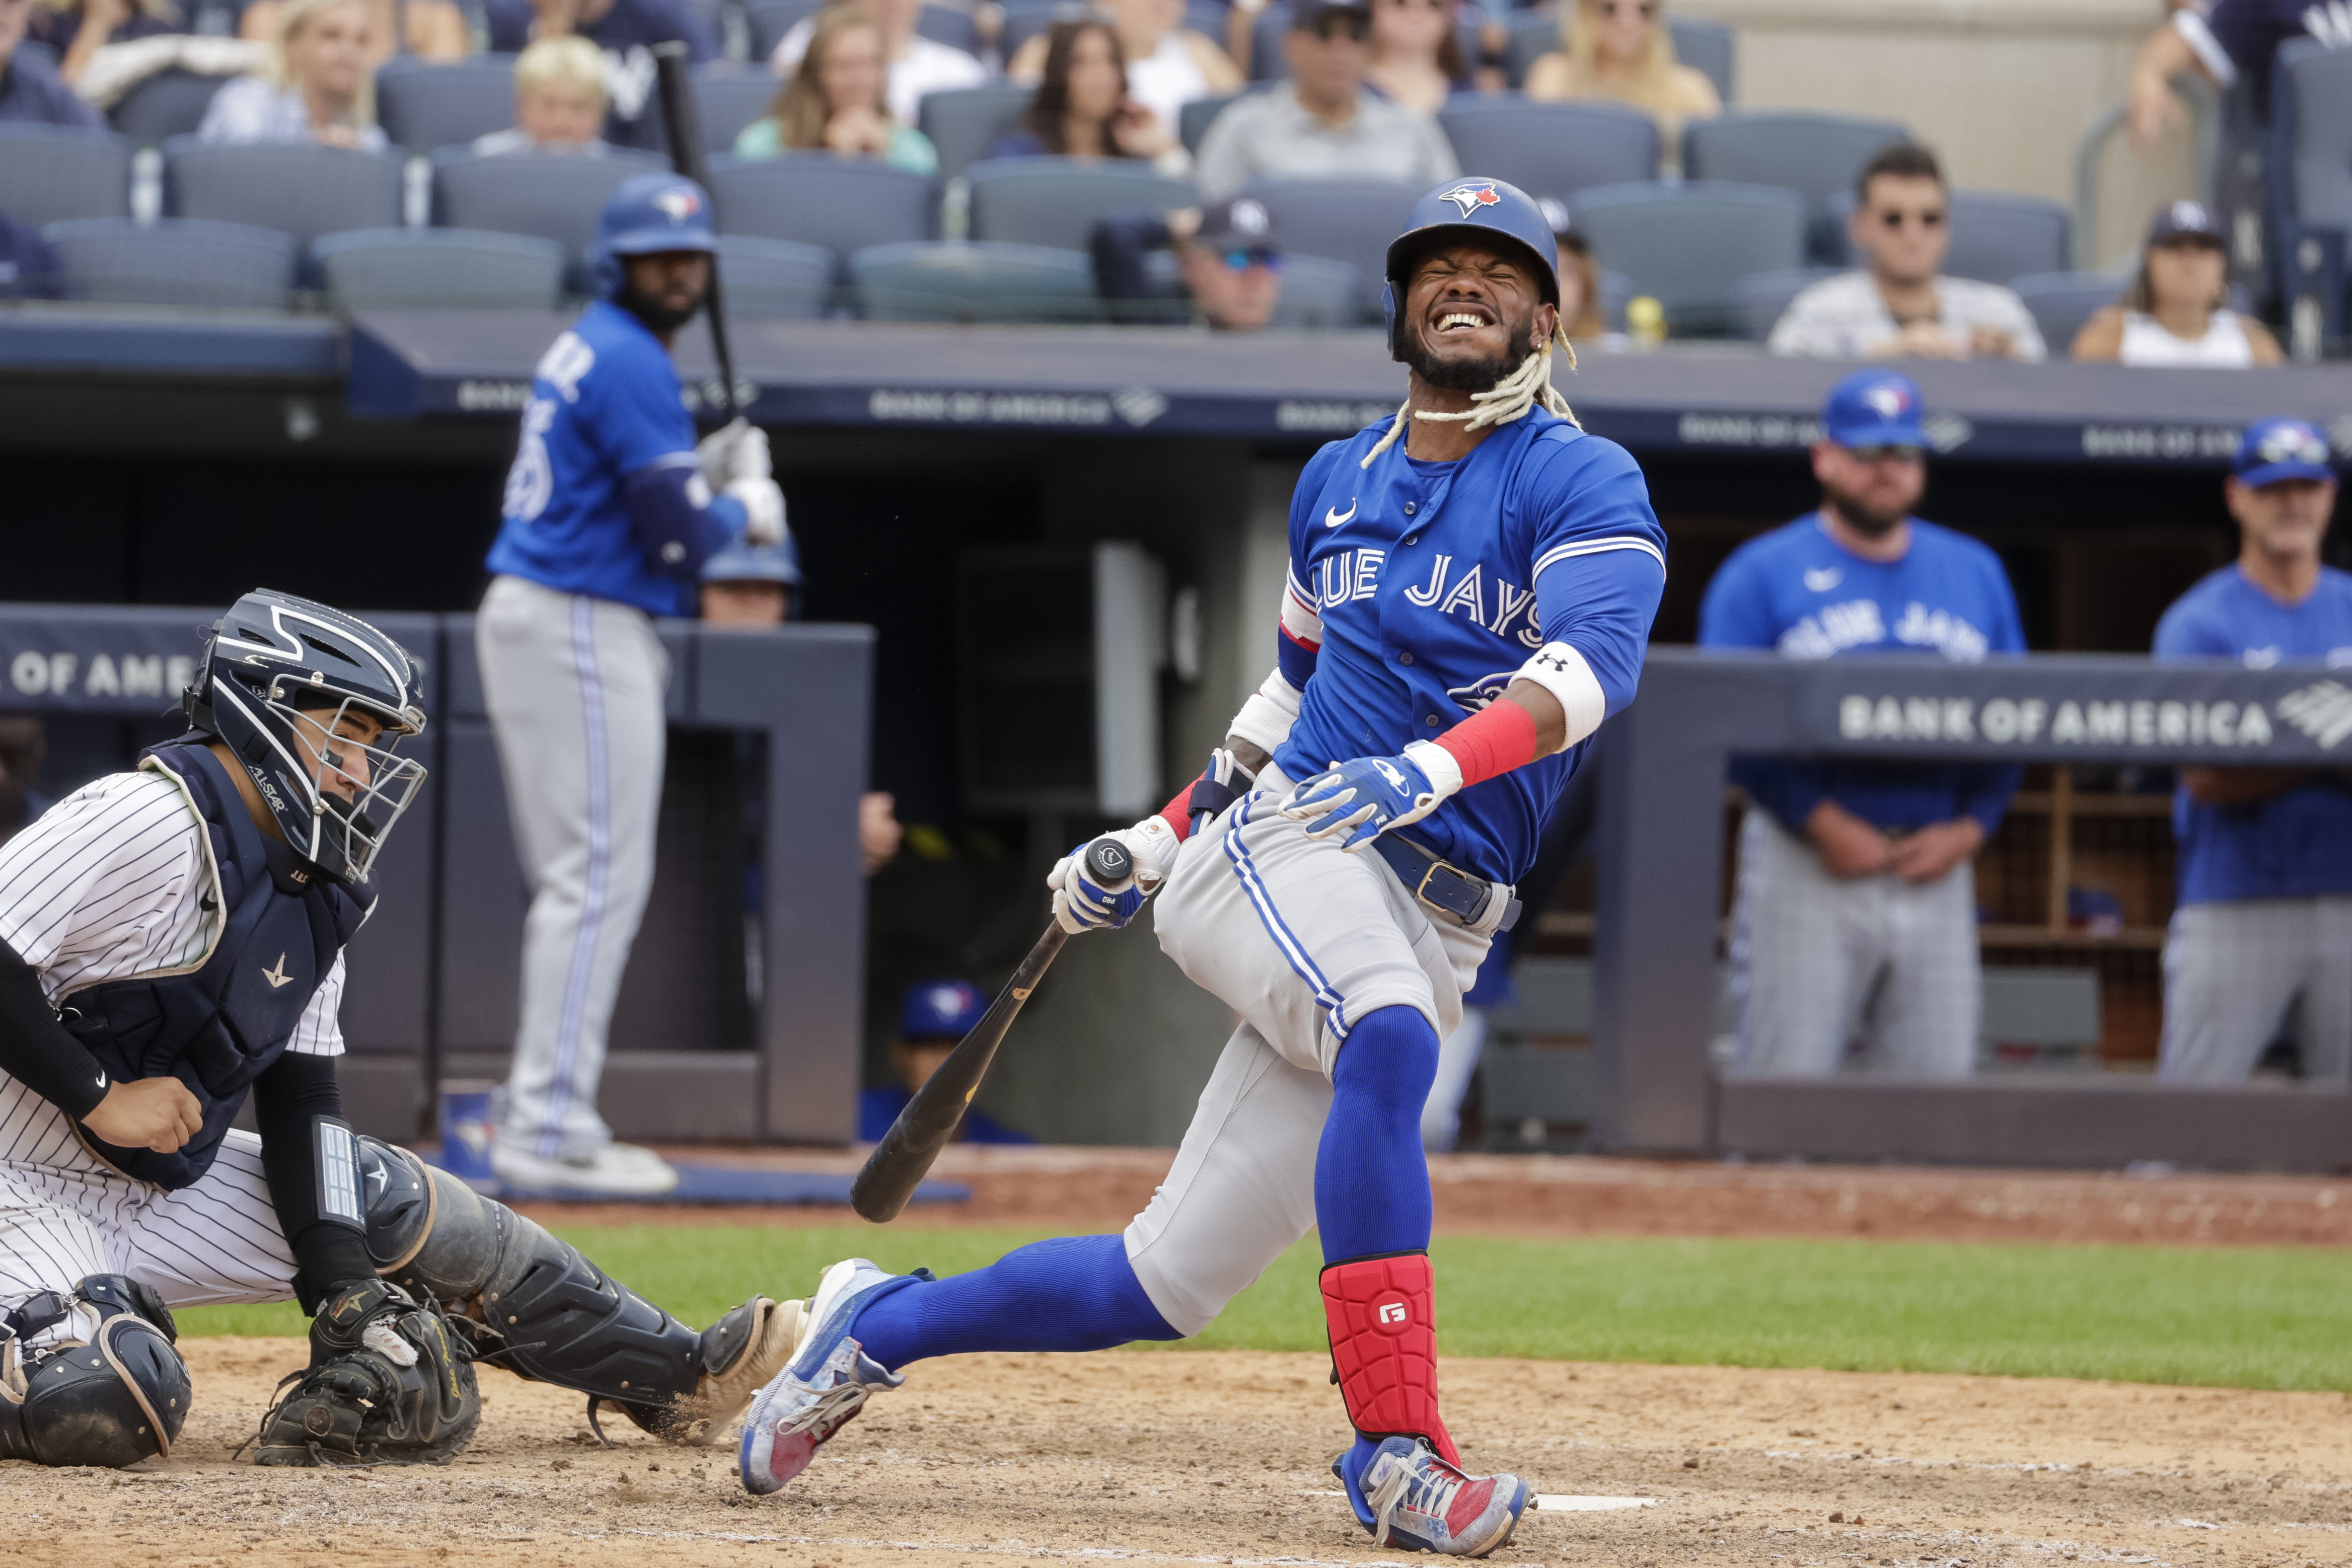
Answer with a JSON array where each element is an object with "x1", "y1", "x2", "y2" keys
[
  {"x1": 649, "y1": 41, "x2": 739, "y2": 425},
  {"x1": 851, "y1": 838, "x2": 1134, "y2": 1223}
]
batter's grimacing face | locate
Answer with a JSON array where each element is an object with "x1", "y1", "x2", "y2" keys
[{"x1": 1398, "y1": 241, "x2": 1554, "y2": 393}]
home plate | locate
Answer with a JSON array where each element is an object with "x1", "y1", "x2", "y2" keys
[{"x1": 1533, "y1": 1496, "x2": 1658, "y2": 1512}]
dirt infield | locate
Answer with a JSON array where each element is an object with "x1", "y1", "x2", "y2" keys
[
  {"x1": 519, "y1": 1147, "x2": 2352, "y2": 1249},
  {"x1": 9, "y1": 1338, "x2": 2349, "y2": 1568}
]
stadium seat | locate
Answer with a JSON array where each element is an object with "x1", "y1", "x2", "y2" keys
[
  {"x1": 164, "y1": 137, "x2": 405, "y2": 246},
  {"x1": 747, "y1": 0, "x2": 822, "y2": 58},
  {"x1": 920, "y1": 84, "x2": 1035, "y2": 182},
  {"x1": 697, "y1": 65, "x2": 783, "y2": 157},
  {"x1": 997, "y1": 0, "x2": 1065, "y2": 58},
  {"x1": 1823, "y1": 190, "x2": 2072, "y2": 283},
  {"x1": 377, "y1": 55, "x2": 518, "y2": 153},
  {"x1": 916, "y1": 4, "x2": 981, "y2": 53},
  {"x1": 2280, "y1": 39, "x2": 2352, "y2": 236},
  {"x1": 42, "y1": 215, "x2": 296, "y2": 308},
  {"x1": 715, "y1": 233, "x2": 835, "y2": 318},
  {"x1": 432, "y1": 147, "x2": 669, "y2": 285},
  {"x1": 315, "y1": 228, "x2": 566, "y2": 310},
  {"x1": 963, "y1": 158, "x2": 1194, "y2": 251},
  {"x1": 108, "y1": 69, "x2": 228, "y2": 143},
  {"x1": 1668, "y1": 15, "x2": 1734, "y2": 105},
  {"x1": 1570, "y1": 180, "x2": 1806, "y2": 337},
  {"x1": 1503, "y1": 14, "x2": 1557, "y2": 89},
  {"x1": 1734, "y1": 265, "x2": 1840, "y2": 341},
  {"x1": 1180, "y1": 91, "x2": 1244, "y2": 156},
  {"x1": 1271, "y1": 253, "x2": 1362, "y2": 329},
  {"x1": 0, "y1": 124, "x2": 133, "y2": 228},
  {"x1": 1235, "y1": 174, "x2": 1421, "y2": 312},
  {"x1": 1680, "y1": 110, "x2": 1910, "y2": 263},
  {"x1": 1250, "y1": 4, "x2": 1291, "y2": 81},
  {"x1": 707, "y1": 153, "x2": 933, "y2": 268},
  {"x1": 1436, "y1": 97, "x2": 1660, "y2": 202},
  {"x1": 850, "y1": 239, "x2": 1100, "y2": 323},
  {"x1": 2009, "y1": 270, "x2": 2125, "y2": 354}
]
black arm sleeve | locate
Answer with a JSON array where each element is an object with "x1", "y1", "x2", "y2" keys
[
  {"x1": 1089, "y1": 212, "x2": 1174, "y2": 303},
  {"x1": 0, "y1": 937, "x2": 111, "y2": 1119},
  {"x1": 252, "y1": 1051, "x2": 377, "y2": 1313}
]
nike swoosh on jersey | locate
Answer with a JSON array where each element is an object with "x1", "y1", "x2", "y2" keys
[
  {"x1": 1324, "y1": 500, "x2": 1357, "y2": 529},
  {"x1": 1803, "y1": 567, "x2": 1842, "y2": 592}
]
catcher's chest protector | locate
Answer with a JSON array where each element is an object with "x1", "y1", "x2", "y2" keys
[
  {"x1": 64, "y1": 741, "x2": 369, "y2": 1189},
  {"x1": 1320, "y1": 1252, "x2": 1461, "y2": 1466}
]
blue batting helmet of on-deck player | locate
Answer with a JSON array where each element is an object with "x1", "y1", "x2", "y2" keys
[
  {"x1": 900, "y1": 981, "x2": 987, "y2": 1040},
  {"x1": 701, "y1": 536, "x2": 803, "y2": 587},
  {"x1": 1381, "y1": 177, "x2": 1561, "y2": 361},
  {"x1": 587, "y1": 172, "x2": 718, "y2": 297}
]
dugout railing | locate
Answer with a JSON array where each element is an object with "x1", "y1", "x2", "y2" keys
[{"x1": 1592, "y1": 648, "x2": 2352, "y2": 1171}]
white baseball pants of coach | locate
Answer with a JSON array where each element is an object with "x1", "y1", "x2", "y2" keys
[
  {"x1": 477, "y1": 575, "x2": 669, "y2": 1162},
  {"x1": 1727, "y1": 809, "x2": 1980, "y2": 1078},
  {"x1": 2158, "y1": 897, "x2": 2352, "y2": 1083},
  {"x1": 1126, "y1": 767, "x2": 1499, "y2": 1337}
]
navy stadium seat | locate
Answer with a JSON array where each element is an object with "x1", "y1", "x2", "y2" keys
[
  {"x1": 715, "y1": 233, "x2": 835, "y2": 318},
  {"x1": 1668, "y1": 15, "x2": 1734, "y2": 104},
  {"x1": 746, "y1": 0, "x2": 823, "y2": 58},
  {"x1": 696, "y1": 65, "x2": 783, "y2": 157},
  {"x1": 2009, "y1": 271, "x2": 2126, "y2": 354},
  {"x1": 315, "y1": 228, "x2": 566, "y2": 309},
  {"x1": 1180, "y1": 91, "x2": 1244, "y2": 156},
  {"x1": 916, "y1": 4, "x2": 981, "y2": 53},
  {"x1": 1680, "y1": 109, "x2": 1909, "y2": 262},
  {"x1": 1234, "y1": 174, "x2": 1421, "y2": 313},
  {"x1": 963, "y1": 157, "x2": 1194, "y2": 250},
  {"x1": 920, "y1": 83, "x2": 1034, "y2": 182},
  {"x1": 376, "y1": 55, "x2": 518, "y2": 153},
  {"x1": 850, "y1": 239, "x2": 1099, "y2": 322},
  {"x1": 1271, "y1": 253, "x2": 1362, "y2": 329},
  {"x1": 164, "y1": 137, "x2": 405, "y2": 245},
  {"x1": 999, "y1": 0, "x2": 1083, "y2": 57},
  {"x1": 1250, "y1": 4, "x2": 1291, "y2": 81},
  {"x1": 108, "y1": 69, "x2": 229, "y2": 143},
  {"x1": 1437, "y1": 97, "x2": 1660, "y2": 203},
  {"x1": 1570, "y1": 179, "x2": 1805, "y2": 337},
  {"x1": 707, "y1": 153, "x2": 933, "y2": 268},
  {"x1": 431, "y1": 147, "x2": 669, "y2": 284},
  {"x1": 1502, "y1": 13, "x2": 1556, "y2": 88},
  {"x1": 2279, "y1": 39, "x2": 2352, "y2": 236},
  {"x1": 43, "y1": 216, "x2": 296, "y2": 308},
  {"x1": 1734, "y1": 265, "x2": 1839, "y2": 341},
  {"x1": 0, "y1": 124, "x2": 133, "y2": 227}
]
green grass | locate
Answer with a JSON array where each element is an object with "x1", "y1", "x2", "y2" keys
[{"x1": 177, "y1": 1227, "x2": 2352, "y2": 1393}]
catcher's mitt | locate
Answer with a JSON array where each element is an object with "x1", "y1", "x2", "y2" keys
[{"x1": 254, "y1": 1279, "x2": 480, "y2": 1467}]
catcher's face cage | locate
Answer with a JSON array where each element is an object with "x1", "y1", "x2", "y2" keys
[{"x1": 210, "y1": 673, "x2": 427, "y2": 885}]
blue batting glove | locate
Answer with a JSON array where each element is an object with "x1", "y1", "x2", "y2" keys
[{"x1": 1277, "y1": 743, "x2": 1460, "y2": 852}]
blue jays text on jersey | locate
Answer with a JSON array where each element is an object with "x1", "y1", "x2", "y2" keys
[
  {"x1": 487, "y1": 298, "x2": 745, "y2": 617},
  {"x1": 1698, "y1": 511, "x2": 2027, "y2": 836},
  {"x1": 1269, "y1": 408, "x2": 1667, "y2": 886},
  {"x1": 2155, "y1": 564, "x2": 2352, "y2": 906}
]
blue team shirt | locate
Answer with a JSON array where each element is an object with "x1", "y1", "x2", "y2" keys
[
  {"x1": 2153, "y1": 564, "x2": 2352, "y2": 906},
  {"x1": 1699, "y1": 512, "x2": 2026, "y2": 835},
  {"x1": 488, "y1": 298, "x2": 721, "y2": 617},
  {"x1": 1273, "y1": 409, "x2": 1667, "y2": 886}
]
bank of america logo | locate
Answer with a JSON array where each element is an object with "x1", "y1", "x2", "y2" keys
[{"x1": 2278, "y1": 681, "x2": 2352, "y2": 748}]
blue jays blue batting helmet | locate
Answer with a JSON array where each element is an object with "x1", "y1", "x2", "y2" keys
[
  {"x1": 1382, "y1": 177, "x2": 1561, "y2": 360},
  {"x1": 589, "y1": 172, "x2": 717, "y2": 296},
  {"x1": 901, "y1": 981, "x2": 986, "y2": 1039},
  {"x1": 701, "y1": 536, "x2": 803, "y2": 587}
]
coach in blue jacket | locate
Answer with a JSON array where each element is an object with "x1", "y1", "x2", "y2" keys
[{"x1": 1700, "y1": 371, "x2": 2025, "y2": 1078}]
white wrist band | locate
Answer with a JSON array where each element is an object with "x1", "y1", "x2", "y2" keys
[
  {"x1": 1515, "y1": 642, "x2": 1607, "y2": 755},
  {"x1": 1228, "y1": 667, "x2": 1302, "y2": 756}
]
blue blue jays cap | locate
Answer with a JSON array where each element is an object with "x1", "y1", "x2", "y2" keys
[
  {"x1": 2233, "y1": 417, "x2": 2336, "y2": 488},
  {"x1": 900, "y1": 980, "x2": 986, "y2": 1039},
  {"x1": 1383, "y1": 176, "x2": 1560, "y2": 360},
  {"x1": 1820, "y1": 369, "x2": 1928, "y2": 450},
  {"x1": 701, "y1": 535, "x2": 802, "y2": 586},
  {"x1": 597, "y1": 173, "x2": 718, "y2": 261}
]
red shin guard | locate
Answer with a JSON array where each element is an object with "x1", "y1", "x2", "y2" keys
[{"x1": 1320, "y1": 1252, "x2": 1459, "y2": 1466}]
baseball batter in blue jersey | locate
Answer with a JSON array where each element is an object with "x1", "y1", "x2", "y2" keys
[
  {"x1": 1700, "y1": 371, "x2": 2025, "y2": 1079},
  {"x1": 2152, "y1": 417, "x2": 2352, "y2": 1082},
  {"x1": 732, "y1": 180, "x2": 1664, "y2": 1556},
  {"x1": 480, "y1": 174, "x2": 784, "y2": 1196}
]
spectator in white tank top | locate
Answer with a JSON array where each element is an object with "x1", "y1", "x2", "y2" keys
[
  {"x1": 1008, "y1": 0, "x2": 1239, "y2": 137},
  {"x1": 768, "y1": 0, "x2": 982, "y2": 126},
  {"x1": 2072, "y1": 201, "x2": 2285, "y2": 369}
]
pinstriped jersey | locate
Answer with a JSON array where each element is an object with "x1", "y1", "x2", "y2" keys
[
  {"x1": 1272, "y1": 408, "x2": 1668, "y2": 883},
  {"x1": 0, "y1": 770, "x2": 345, "y2": 1059}
]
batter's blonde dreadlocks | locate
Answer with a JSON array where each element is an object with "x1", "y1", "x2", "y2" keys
[{"x1": 1361, "y1": 319, "x2": 1580, "y2": 469}]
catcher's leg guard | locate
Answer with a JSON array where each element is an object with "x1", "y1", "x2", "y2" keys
[
  {"x1": 357, "y1": 1138, "x2": 796, "y2": 1442},
  {"x1": 1320, "y1": 1251, "x2": 1459, "y2": 1467},
  {"x1": 0, "y1": 1275, "x2": 190, "y2": 1468}
]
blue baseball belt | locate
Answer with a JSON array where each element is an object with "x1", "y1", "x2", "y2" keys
[{"x1": 1371, "y1": 833, "x2": 1522, "y2": 934}]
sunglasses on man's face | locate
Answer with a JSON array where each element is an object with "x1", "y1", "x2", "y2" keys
[
  {"x1": 1875, "y1": 207, "x2": 1946, "y2": 231},
  {"x1": 1847, "y1": 445, "x2": 1925, "y2": 465},
  {"x1": 1309, "y1": 17, "x2": 1371, "y2": 40},
  {"x1": 1221, "y1": 248, "x2": 1283, "y2": 273},
  {"x1": 1595, "y1": 0, "x2": 1657, "y2": 18}
]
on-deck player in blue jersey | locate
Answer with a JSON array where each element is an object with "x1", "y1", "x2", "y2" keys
[
  {"x1": 733, "y1": 178, "x2": 1666, "y2": 1557},
  {"x1": 1700, "y1": 370, "x2": 2025, "y2": 1079},
  {"x1": 480, "y1": 174, "x2": 785, "y2": 1197},
  {"x1": 2152, "y1": 417, "x2": 2352, "y2": 1082}
]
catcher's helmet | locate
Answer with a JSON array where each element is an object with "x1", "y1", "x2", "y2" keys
[
  {"x1": 1381, "y1": 177, "x2": 1561, "y2": 360},
  {"x1": 184, "y1": 589, "x2": 429, "y2": 884},
  {"x1": 588, "y1": 172, "x2": 718, "y2": 297}
]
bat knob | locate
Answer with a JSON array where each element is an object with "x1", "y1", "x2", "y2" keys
[{"x1": 1084, "y1": 838, "x2": 1133, "y2": 886}]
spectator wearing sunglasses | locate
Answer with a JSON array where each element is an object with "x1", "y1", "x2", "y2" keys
[
  {"x1": 1702, "y1": 371, "x2": 2025, "y2": 1081},
  {"x1": 1090, "y1": 194, "x2": 1285, "y2": 331},
  {"x1": 1768, "y1": 142, "x2": 2045, "y2": 363},
  {"x1": 2072, "y1": 200, "x2": 2283, "y2": 367},
  {"x1": 1523, "y1": 0, "x2": 1718, "y2": 144},
  {"x1": 1192, "y1": 0, "x2": 1456, "y2": 202}
]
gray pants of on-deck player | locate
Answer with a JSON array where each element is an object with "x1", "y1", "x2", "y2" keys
[
  {"x1": 477, "y1": 574, "x2": 669, "y2": 1160},
  {"x1": 2159, "y1": 897, "x2": 2352, "y2": 1083},
  {"x1": 1727, "y1": 808, "x2": 1981, "y2": 1078}
]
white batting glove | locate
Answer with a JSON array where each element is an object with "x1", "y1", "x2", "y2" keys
[
  {"x1": 1046, "y1": 815, "x2": 1181, "y2": 934},
  {"x1": 728, "y1": 476, "x2": 786, "y2": 547},
  {"x1": 696, "y1": 418, "x2": 772, "y2": 490}
]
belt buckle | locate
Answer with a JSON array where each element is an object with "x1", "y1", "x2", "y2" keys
[{"x1": 1413, "y1": 858, "x2": 1446, "y2": 907}]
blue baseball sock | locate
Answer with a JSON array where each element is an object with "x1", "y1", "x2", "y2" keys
[
  {"x1": 851, "y1": 1233, "x2": 1179, "y2": 1373},
  {"x1": 1315, "y1": 1003, "x2": 1440, "y2": 1263}
]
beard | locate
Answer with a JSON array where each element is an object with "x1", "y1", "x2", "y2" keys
[
  {"x1": 1399, "y1": 305, "x2": 1540, "y2": 392},
  {"x1": 1821, "y1": 473, "x2": 1914, "y2": 536},
  {"x1": 618, "y1": 279, "x2": 703, "y2": 334}
]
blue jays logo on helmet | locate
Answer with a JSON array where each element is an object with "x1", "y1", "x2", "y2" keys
[
  {"x1": 2234, "y1": 416, "x2": 2337, "y2": 487},
  {"x1": 650, "y1": 186, "x2": 703, "y2": 224},
  {"x1": 1862, "y1": 381, "x2": 1912, "y2": 421},
  {"x1": 1381, "y1": 176, "x2": 1560, "y2": 361},
  {"x1": 1437, "y1": 182, "x2": 1503, "y2": 218}
]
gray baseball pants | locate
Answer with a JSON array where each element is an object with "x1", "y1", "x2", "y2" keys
[
  {"x1": 2159, "y1": 897, "x2": 2352, "y2": 1083},
  {"x1": 476, "y1": 574, "x2": 669, "y2": 1160},
  {"x1": 1727, "y1": 809, "x2": 1981, "y2": 1078}
]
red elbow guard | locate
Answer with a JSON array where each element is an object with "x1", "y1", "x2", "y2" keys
[
  {"x1": 1320, "y1": 1251, "x2": 1459, "y2": 1466},
  {"x1": 1432, "y1": 698, "x2": 1540, "y2": 790}
]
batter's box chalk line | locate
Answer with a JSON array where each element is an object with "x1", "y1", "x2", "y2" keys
[{"x1": 1303, "y1": 1489, "x2": 1654, "y2": 1513}]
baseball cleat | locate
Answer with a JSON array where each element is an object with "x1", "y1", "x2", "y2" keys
[
  {"x1": 737, "y1": 1257, "x2": 923, "y2": 1496},
  {"x1": 1346, "y1": 1435, "x2": 1529, "y2": 1556}
]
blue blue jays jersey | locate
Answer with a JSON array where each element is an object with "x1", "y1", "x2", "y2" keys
[
  {"x1": 1271, "y1": 409, "x2": 1667, "y2": 885},
  {"x1": 1699, "y1": 512, "x2": 2026, "y2": 835},
  {"x1": 2154, "y1": 564, "x2": 2352, "y2": 905},
  {"x1": 487, "y1": 298, "x2": 732, "y2": 617}
]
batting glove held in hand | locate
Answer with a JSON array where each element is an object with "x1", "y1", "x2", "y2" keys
[
  {"x1": 1048, "y1": 817, "x2": 1180, "y2": 934},
  {"x1": 696, "y1": 418, "x2": 773, "y2": 490},
  {"x1": 729, "y1": 476, "x2": 787, "y2": 547},
  {"x1": 1278, "y1": 740, "x2": 1463, "y2": 852}
]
